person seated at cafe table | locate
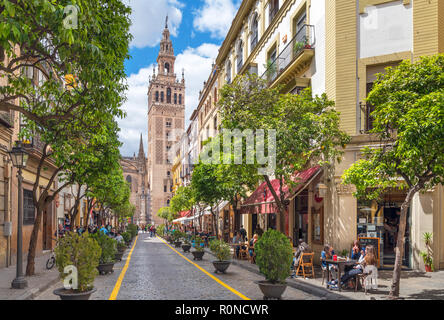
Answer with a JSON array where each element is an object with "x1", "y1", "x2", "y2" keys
[
  {"x1": 249, "y1": 234, "x2": 259, "y2": 263},
  {"x1": 232, "y1": 231, "x2": 242, "y2": 258},
  {"x1": 328, "y1": 246, "x2": 375, "y2": 289},
  {"x1": 321, "y1": 244, "x2": 337, "y2": 282},
  {"x1": 351, "y1": 240, "x2": 362, "y2": 260}
]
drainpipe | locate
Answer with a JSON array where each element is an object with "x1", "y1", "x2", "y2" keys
[{"x1": 4, "y1": 156, "x2": 10, "y2": 267}]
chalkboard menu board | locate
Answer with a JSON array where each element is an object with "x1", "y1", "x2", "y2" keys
[{"x1": 358, "y1": 237, "x2": 381, "y2": 268}]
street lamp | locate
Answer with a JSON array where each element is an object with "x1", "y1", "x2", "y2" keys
[{"x1": 8, "y1": 141, "x2": 29, "y2": 289}]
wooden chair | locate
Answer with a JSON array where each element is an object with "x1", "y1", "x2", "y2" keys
[
  {"x1": 295, "y1": 253, "x2": 315, "y2": 279},
  {"x1": 238, "y1": 244, "x2": 248, "y2": 260}
]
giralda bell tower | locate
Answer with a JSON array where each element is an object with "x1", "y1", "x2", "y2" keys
[{"x1": 147, "y1": 16, "x2": 185, "y2": 225}]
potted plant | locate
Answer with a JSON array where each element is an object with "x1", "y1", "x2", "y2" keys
[
  {"x1": 191, "y1": 236, "x2": 205, "y2": 261},
  {"x1": 420, "y1": 232, "x2": 434, "y2": 272},
  {"x1": 53, "y1": 232, "x2": 101, "y2": 300},
  {"x1": 293, "y1": 41, "x2": 305, "y2": 55},
  {"x1": 115, "y1": 241, "x2": 127, "y2": 262},
  {"x1": 181, "y1": 236, "x2": 192, "y2": 253},
  {"x1": 122, "y1": 231, "x2": 131, "y2": 247},
  {"x1": 173, "y1": 230, "x2": 183, "y2": 248},
  {"x1": 209, "y1": 239, "x2": 231, "y2": 274},
  {"x1": 254, "y1": 229, "x2": 293, "y2": 300},
  {"x1": 91, "y1": 231, "x2": 117, "y2": 275},
  {"x1": 263, "y1": 59, "x2": 277, "y2": 81}
]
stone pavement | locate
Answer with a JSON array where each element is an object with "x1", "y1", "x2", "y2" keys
[
  {"x1": 217, "y1": 248, "x2": 444, "y2": 300},
  {"x1": 0, "y1": 251, "x2": 59, "y2": 300}
]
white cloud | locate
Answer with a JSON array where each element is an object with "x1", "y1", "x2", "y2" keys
[
  {"x1": 193, "y1": 0, "x2": 241, "y2": 39},
  {"x1": 124, "y1": 0, "x2": 184, "y2": 49},
  {"x1": 119, "y1": 43, "x2": 220, "y2": 156}
]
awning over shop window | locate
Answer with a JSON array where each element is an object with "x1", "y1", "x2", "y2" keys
[{"x1": 240, "y1": 166, "x2": 321, "y2": 215}]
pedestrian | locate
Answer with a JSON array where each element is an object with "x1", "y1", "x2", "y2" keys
[{"x1": 239, "y1": 225, "x2": 247, "y2": 242}]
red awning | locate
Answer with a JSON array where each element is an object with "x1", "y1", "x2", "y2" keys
[
  {"x1": 240, "y1": 166, "x2": 321, "y2": 214},
  {"x1": 179, "y1": 210, "x2": 191, "y2": 218}
]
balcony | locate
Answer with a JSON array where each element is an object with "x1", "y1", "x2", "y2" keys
[{"x1": 261, "y1": 25, "x2": 315, "y2": 87}]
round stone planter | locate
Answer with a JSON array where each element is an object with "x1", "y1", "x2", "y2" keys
[
  {"x1": 191, "y1": 250, "x2": 205, "y2": 261},
  {"x1": 115, "y1": 251, "x2": 124, "y2": 262},
  {"x1": 174, "y1": 241, "x2": 182, "y2": 248},
  {"x1": 53, "y1": 287, "x2": 97, "y2": 300},
  {"x1": 212, "y1": 261, "x2": 231, "y2": 274},
  {"x1": 97, "y1": 262, "x2": 115, "y2": 275},
  {"x1": 181, "y1": 244, "x2": 191, "y2": 253},
  {"x1": 256, "y1": 281, "x2": 287, "y2": 300}
]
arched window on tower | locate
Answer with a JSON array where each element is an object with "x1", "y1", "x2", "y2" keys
[
  {"x1": 155, "y1": 91, "x2": 159, "y2": 102},
  {"x1": 174, "y1": 93, "x2": 177, "y2": 104},
  {"x1": 179, "y1": 94, "x2": 182, "y2": 105},
  {"x1": 126, "y1": 175, "x2": 132, "y2": 192},
  {"x1": 165, "y1": 62, "x2": 170, "y2": 74},
  {"x1": 167, "y1": 88, "x2": 171, "y2": 103},
  {"x1": 161, "y1": 91, "x2": 164, "y2": 102}
]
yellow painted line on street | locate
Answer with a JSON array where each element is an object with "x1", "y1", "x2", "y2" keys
[
  {"x1": 157, "y1": 236, "x2": 250, "y2": 300},
  {"x1": 109, "y1": 235, "x2": 138, "y2": 300}
]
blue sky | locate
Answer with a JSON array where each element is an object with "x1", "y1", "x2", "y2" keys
[{"x1": 119, "y1": 0, "x2": 241, "y2": 156}]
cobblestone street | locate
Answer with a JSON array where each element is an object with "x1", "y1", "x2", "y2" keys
[{"x1": 35, "y1": 233, "x2": 318, "y2": 300}]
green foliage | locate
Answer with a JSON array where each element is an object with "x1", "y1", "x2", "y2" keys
[
  {"x1": 420, "y1": 232, "x2": 434, "y2": 270},
  {"x1": 340, "y1": 249, "x2": 349, "y2": 257},
  {"x1": 172, "y1": 230, "x2": 184, "y2": 242},
  {"x1": 91, "y1": 231, "x2": 117, "y2": 264},
  {"x1": 209, "y1": 239, "x2": 231, "y2": 262},
  {"x1": 121, "y1": 232, "x2": 131, "y2": 244},
  {"x1": 193, "y1": 236, "x2": 205, "y2": 252},
  {"x1": 55, "y1": 232, "x2": 101, "y2": 292},
  {"x1": 127, "y1": 224, "x2": 138, "y2": 238},
  {"x1": 117, "y1": 240, "x2": 127, "y2": 251},
  {"x1": 170, "y1": 186, "x2": 195, "y2": 214},
  {"x1": 343, "y1": 54, "x2": 444, "y2": 202},
  {"x1": 255, "y1": 230, "x2": 293, "y2": 284},
  {"x1": 293, "y1": 41, "x2": 305, "y2": 54},
  {"x1": 157, "y1": 207, "x2": 177, "y2": 223},
  {"x1": 156, "y1": 224, "x2": 165, "y2": 237}
]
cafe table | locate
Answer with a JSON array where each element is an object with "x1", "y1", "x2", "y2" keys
[
  {"x1": 230, "y1": 243, "x2": 247, "y2": 259},
  {"x1": 325, "y1": 258, "x2": 358, "y2": 292}
]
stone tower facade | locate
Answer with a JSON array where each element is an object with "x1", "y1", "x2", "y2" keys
[
  {"x1": 121, "y1": 134, "x2": 150, "y2": 225},
  {"x1": 147, "y1": 17, "x2": 185, "y2": 226}
]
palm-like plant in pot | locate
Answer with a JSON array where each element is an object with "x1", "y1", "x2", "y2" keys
[
  {"x1": 191, "y1": 235, "x2": 205, "y2": 260},
  {"x1": 420, "y1": 232, "x2": 434, "y2": 272},
  {"x1": 53, "y1": 232, "x2": 101, "y2": 300},
  {"x1": 91, "y1": 231, "x2": 118, "y2": 275},
  {"x1": 209, "y1": 239, "x2": 231, "y2": 274},
  {"x1": 255, "y1": 229, "x2": 293, "y2": 300}
]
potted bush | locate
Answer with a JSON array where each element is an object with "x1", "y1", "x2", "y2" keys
[
  {"x1": 53, "y1": 232, "x2": 101, "y2": 300},
  {"x1": 191, "y1": 236, "x2": 205, "y2": 261},
  {"x1": 91, "y1": 231, "x2": 117, "y2": 275},
  {"x1": 181, "y1": 236, "x2": 192, "y2": 253},
  {"x1": 254, "y1": 229, "x2": 293, "y2": 300},
  {"x1": 122, "y1": 231, "x2": 131, "y2": 247},
  {"x1": 209, "y1": 239, "x2": 231, "y2": 274},
  {"x1": 173, "y1": 230, "x2": 183, "y2": 248},
  {"x1": 115, "y1": 241, "x2": 127, "y2": 262},
  {"x1": 420, "y1": 232, "x2": 434, "y2": 272}
]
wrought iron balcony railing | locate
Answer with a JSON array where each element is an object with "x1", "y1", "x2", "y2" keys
[{"x1": 261, "y1": 24, "x2": 315, "y2": 85}]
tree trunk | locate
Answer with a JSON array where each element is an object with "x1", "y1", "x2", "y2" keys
[
  {"x1": 263, "y1": 175, "x2": 286, "y2": 233},
  {"x1": 25, "y1": 205, "x2": 44, "y2": 276},
  {"x1": 389, "y1": 186, "x2": 419, "y2": 298}
]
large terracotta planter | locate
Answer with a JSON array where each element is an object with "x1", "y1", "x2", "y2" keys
[
  {"x1": 256, "y1": 281, "x2": 287, "y2": 300},
  {"x1": 53, "y1": 287, "x2": 97, "y2": 300},
  {"x1": 212, "y1": 261, "x2": 231, "y2": 274},
  {"x1": 191, "y1": 250, "x2": 205, "y2": 261},
  {"x1": 97, "y1": 262, "x2": 115, "y2": 275}
]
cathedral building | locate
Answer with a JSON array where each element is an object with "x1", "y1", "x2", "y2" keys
[
  {"x1": 147, "y1": 17, "x2": 185, "y2": 225},
  {"x1": 121, "y1": 134, "x2": 150, "y2": 225}
]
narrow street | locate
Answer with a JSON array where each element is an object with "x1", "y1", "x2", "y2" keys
[{"x1": 36, "y1": 233, "x2": 317, "y2": 300}]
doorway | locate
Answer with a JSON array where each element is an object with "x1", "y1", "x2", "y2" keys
[
  {"x1": 293, "y1": 190, "x2": 308, "y2": 247},
  {"x1": 42, "y1": 203, "x2": 53, "y2": 250},
  {"x1": 383, "y1": 206, "x2": 411, "y2": 268}
]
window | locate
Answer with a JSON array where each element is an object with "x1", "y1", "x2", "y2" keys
[
  {"x1": 167, "y1": 199, "x2": 170, "y2": 206},
  {"x1": 165, "y1": 63, "x2": 170, "y2": 74},
  {"x1": 126, "y1": 175, "x2": 132, "y2": 192},
  {"x1": 166, "y1": 120, "x2": 172, "y2": 128},
  {"x1": 170, "y1": 185, "x2": 173, "y2": 192},
  {"x1": 161, "y1": 91, "x2": 164, "y2": 102},
  {"x1": 174, "y1": 93, "x2": 177, "y2": 104},
  {"x1": 214, "y1": 116, "x2": 218, "y2": 131},
  {"x1": 164, "y1": 185, "x2": 167, "y2": 192},
  {"x1": 155, "y1": 91, "x2": 159, "y2": 102},
  {"x1": 214, "y1": 88, "x2": 218, "y2": 103},
  {"x1": 237, "y1": 41, "x2": 243, "y2": 73},
  {"x1": 167, "y1": 171, "x2": 171, "y2": 177},
  {"x1": 251, "y1": 15, "x2": 259, "y2": 51},
  {"x1": 23, "y1": 189, "x2": 35, "y2": 225},
  {"x1": 178, "y1": 94, "x2": 182, "y2": 105},
  {"x1": 167, "y1": 88, "x2": 171, "y2": 103},
  {"x1": 269, "y1": 0, "x2": 279, "y2": 22},
  {"x1": 226, "y1": 61, "x2": 232, "y2": 84},
  {"x1": 312, "y1": 207, "x2": 324, "y2": 244}
]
